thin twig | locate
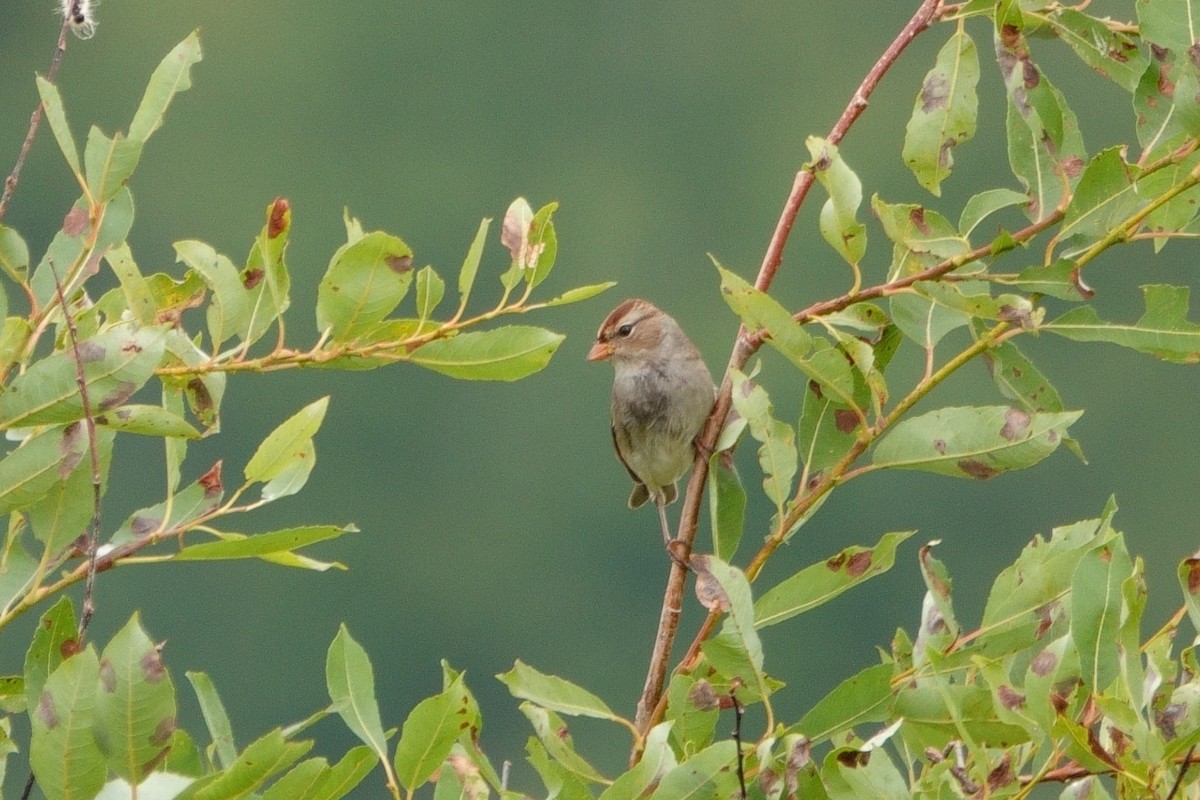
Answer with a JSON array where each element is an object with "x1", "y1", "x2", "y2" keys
[
  {"x1": 633, "y1": 0, "x2": 947, "y2": 741},
  {"x1": 1168, "y1": 744, "x2": 1198, "y2": 800},
  {"x1": 0, "y1": 18, "x2": 72, "y2": 224},
  {"x1": 46, "y1": 258, "x2": 104, "y2": 642},
  {"x1": 730, "y1": 689, "x2": 748, "y2": 800}
]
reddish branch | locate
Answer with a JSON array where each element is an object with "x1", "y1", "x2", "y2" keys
[{"x1": 633, "y1": 0, "x2": 949, "y2": 739}]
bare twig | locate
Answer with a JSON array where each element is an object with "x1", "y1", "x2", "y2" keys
[
  {"x1": 730, "y1": 689, "x2": 748, "y2": 800},
  {"x1": 0, "y1": 18, "x2": 72, "y2": 224},
  {"x1": 633, "y1": 0, "x2": 948, "y2": 741},
  {"x1": 1168, "y1": 744, "x2": 1198, "y2": 800},
  {"x1": 46, "y1": 258, "x2": 104, "y2": 642}
]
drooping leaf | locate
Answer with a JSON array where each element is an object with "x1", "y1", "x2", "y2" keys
[
  {"x1": 1044, "y1": 284, "x2": 1200, "y2": 362},
  {"x1": 409, "y1": 326, "x2": 563, "y2": 381},
  {"x1": 707, "y1": 455, "x2": 745, "y2": 562},
  {"x1": 755, "y1": 531, "x2": 915, "y2": 629},
  {"x1": 873, "y1": 197, "x2": 969, "y2": 269},
  {"x1": 519, "y1": 704, "x2": 607, "y2": 785},
  {"x1": 175, "y1": 240, "x2": 251, "y2": 350},
  {"x1": 871, "y1": 405, "x2": 1082, "y2": 479},
  {"x1": 902, "y1": 28, "x2": 979, "y2": 195},
  {"x1": 109, "y1": 462, "x2": 224, "y2": 547}
]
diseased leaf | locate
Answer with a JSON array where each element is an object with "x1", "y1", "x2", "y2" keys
[
  {"x1": 94, "y1": 613, "x2": 176, "y2": 784},
  {"x1": 28, "y1": 428, "x2": 114, "y2": 552},
  {"x1": 316, "y1": 230, "x2": 414, "y2": 341},
  {"x1": 393, "y1": 676, "x2": 472, "y2": 792},
  {"x1": 30, "y1": 647, "x2": 105, "y2": 800},
  {"x1": 1044, "y1": 284, "x2": 1200, "y2": 362},
  {"x1": 873, "y1": 198, "x2": 969, "y2": 269},
  {"x1": 175, "y1": 240, "x2": 250, "y2": 350},
  {"x1": 1059, "y1": 148, "x2": 1141, "y2": 252},
  {"x1": 755, "y1": 531, "x2": 915, "y2": 629},
  {"x1": 240, "y1": 197, "x2": 293, "y2": 348},
  {"x1": 1047, "y1": 8, "x2": 1146, "y2": 91},
  {"x1": 95, "y1": 404, "x2": 200, "y2": 439},
  {"x1": 24, "y1": 597, "x2": 78, "y2": 717},
  {"x1": 409, "y1": 326, "x2": 563, "y2": 381},
  {"x1": 520, "y1": 704, "x2": 607, "y2": 785},
  {"x1": 0, "y1": 424, "x2": 90, "y2": 520},
  {"x1": 903, "y1": 28, "x2": 979, "y2": 195},
  {"x1": 806, "y1": 137, "x2": 866, "y2": 269},
  {"x1": 871, "y1": 405, "x2": 1082, "y2": 479}
]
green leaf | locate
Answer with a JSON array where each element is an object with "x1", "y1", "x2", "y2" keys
[
  {"x1": 519, "y1": 704, "x2": 607, "y2": 784},
  {"x1": 414, "y1": 266, "x2": 445, "y2": 329},
  {"x1": 1044, "y1": 284, "x2": 1200, "y2": 362},
  {"x1": 695, "y1": 558, "x2": 761, "y2": 675},
  {"x1": 871, "y1": 406, "x2": 1081, "y2": 479},
  {"x1": 527, "y1": 202, "x2": 560, "y2": 289},
  {"x1": 996, "y1": 16, "x2": 1085, "y2": 220},
  {"x1": 902, "y1": 28, "x2": 979, "y2": 195},
  {"x1": 27, "y1": 428, "x2": 114, "y2": 551},
  {"x1": 707, "y1": 455, "x2": 745, "y2": 562},
  {"x1": 993, "y1": 259, "x2": 1086, "y2": 302},
  {"x1": 1072, "y1": 540, "x2": 1131, "y2": 693},
  {"x1": 792, "y1": 662, "x2": 897, "y2": 743},
  {"x1": 105, "y1": 244, "x2": 157, "y2": 325},
  {"x1": 729, "y1": 370, "x2": 797, "y2": 520},
  {"x1": 456, "y1": 218, "x2": 490, "y2": 310},
  {"x1": 599, "y1": 722, "x2": 676, "y2": 800},
  {"x1": 185, "y1": 672, "x2": 236, "y2": 769},
  {"x1": 0, "y1": 424, "x2": 90, "y2": 519},
  {"x1": 36, "y1": 77, "x2": 81, "y2": 177},
  {"x1": 1179, "y1": 551, "x2": 1200, "y2": 634},
  {"x1": 31, "y1": 187, "x2": 134, "y2": 310},
  {"x1": 240, "y1": 198, "x2": 293, "y2": 349},
  {"x1": 110, "y1": 462, "x2": 223, "y2": 547},
  {"x1": 127, "y1": 31, "x2": 203, "y2": 142},
  {"x1": 959, "y1": 188, "x2": 1027, "y2": 238},
  {"x1": 95, "y1": 404, "x2": 200, "y2": 439},
  {"x1": 543, "y1": 281, "x2": 618, "y2": 307},
  {"x1": 755, "y1": 531, "x2": 915, "y2": 629},
  {"x1": 172, "y1": 526, "x2": 353, "y2": 563},
  {"x1": 84, "y1": 126, "x2": 145, "y2": 204},
  {"x1": 648, "y1": 740, "x2": 736, "y2": 800},
  {"x1": 260, "y1": 759, "x2": 328, "y2": 800},
  {"x1": 30, "y1": 647, "x2": 105, "y2": 800},
  {"x1": 0, "y1": 325, "x2": 168, "y2": 430},
  {"x1": 175, "y1": 240, "x2": 251, "y2": 349},
  {"x1": 805, "y1": 137, "x2": 866, "y2": 268},
  {"x1": 316, "y1": 230, "x2": 414, "y2": 341},
  {"x1": 244, "y1": 397, "x2": 329, "y2": 489},
  {"x1": 24, "y1": 597, "x2": 78, "y2": 716},
  {"x1": 309, "y1": 746, "x2": 376, "y2": 800},
  {"x1": 982, "y1": 339, "x2": 1064, "y2": 413},
  {"x1": 497, "y1": 660, "x2": 622, "y2": 723},
  {"x1": 913, "y1": 280, "x2": 1038, "y2": 327},
  {"x1": 889, "y1": 289, "x2": 970, "y2": 348},
  {"x1": 893, "y1": 683, "x2": 1030, "y2": 749},
  {"x1": 394, "y1": 677, "x2": 473, "y2": 792},
  {"x1": 178, "y1": 729, "x2": 311, "y2": 800},
  {"x1": 0, "y1": 224, "x2": 31, "y2": 284},
  {"x1": 410, "y1": 326, "x2": 563, "y2": 381},
  {"x1": 0, "y1": 537, "x2": 37, "y2": 619},
  {"x1": 872, "y1": 198, "x2": 969, "y2": 267},
  {"x1": 1048, "y1": 8, "x2": 1146, "y2": 91},
  {"x1": 94, "y1": 613, "x2": 176, "y2": 784},
  {"x1": 326, "y1": 625, "x2": 388, "y2": 761},
  {"x1": 1059, "y1": 147, "x2": 1141, "y2": 251}
]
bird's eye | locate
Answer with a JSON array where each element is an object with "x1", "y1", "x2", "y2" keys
[{"x1": 616, "y1": 323, "x2": 633, "y2": 337}]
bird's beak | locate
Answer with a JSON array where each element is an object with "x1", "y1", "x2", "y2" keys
[{"x1": 586, "y1": 340, "x2": 612, "y2": 362}]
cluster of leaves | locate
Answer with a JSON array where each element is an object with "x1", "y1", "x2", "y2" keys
[{"x1": 0, "y1": 28, "x2": 613, "y2": 800}]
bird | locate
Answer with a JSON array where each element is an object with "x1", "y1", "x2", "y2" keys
[{"x1": 587, "y1": 299, "x2": 715, "y2": 548}]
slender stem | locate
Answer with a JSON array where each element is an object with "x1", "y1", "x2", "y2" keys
[
  {"x1": 0, "y1": 19, "x2": 72, "y2": 224},
  {"x1": 633, "y1": 0, "x2": 949, "y2": 742}
]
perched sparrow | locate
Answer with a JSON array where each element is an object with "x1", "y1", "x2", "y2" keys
[{"x1": 587, "y1": 299, "x2": 715, "y2": 545}]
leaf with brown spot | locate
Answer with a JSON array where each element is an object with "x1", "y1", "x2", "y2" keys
[
  {"x1": 94, "y1": 613, "x2": 177, "y2": 784},
  {"x1": 316, "y1": 229, "x2": 414, "y2": 341},
  {"x1": 872, "y1": 405, "x2": 1081, "y2": 479},
  {"x1": 30, "y1": 646, "x2": 104, "y2": 800},
  {"x1": 903, "y1": 28, "x2": 979, "y2": 195}
]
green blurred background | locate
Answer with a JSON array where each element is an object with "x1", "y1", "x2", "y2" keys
[{"x1": 1, "y1": 0, "x2": 1196, "y2": 794}]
